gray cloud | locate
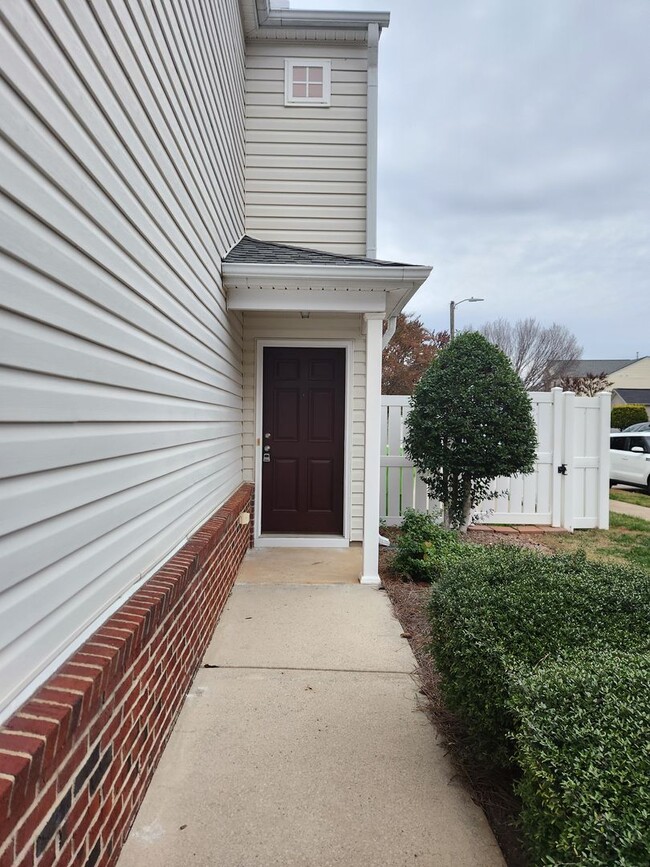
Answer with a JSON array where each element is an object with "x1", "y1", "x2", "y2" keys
[{"x1": 292, "y1": 0, "x2": 650, "y2": 355}]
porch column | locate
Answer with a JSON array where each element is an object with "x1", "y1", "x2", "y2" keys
[{"x1": 360, "y1": 313, "x2": 384, "y2": 584}]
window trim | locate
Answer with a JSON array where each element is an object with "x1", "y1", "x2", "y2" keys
[{"x1": 284, "y1": 59, "x2": 332, "y2": 106}]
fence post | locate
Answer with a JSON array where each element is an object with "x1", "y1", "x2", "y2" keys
[
  {"x1": 597, "y1": 391, "x2": 611, "y2": 529},
  {"x1": 562, "y1": 391, "x2": 575, "y2": 531},
  {"x1": 551, "y1": 387, "x2": 564, "y2": 527}
]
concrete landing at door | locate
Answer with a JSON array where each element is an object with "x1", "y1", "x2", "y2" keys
[{"x1": 236, "y1": 544, "x2": 362, "y2": 584}]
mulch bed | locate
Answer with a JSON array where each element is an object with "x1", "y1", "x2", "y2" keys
[{"x1": 379, "y1": 528, "x2": 552, "y2": 867}]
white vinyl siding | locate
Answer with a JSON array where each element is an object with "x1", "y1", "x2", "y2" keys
[
  {"x1": 0, "y1": 0, "x2": 246, "y2": 718},
  {"x1": 245, "y1": 43, "x2": 368, "y2": 255},
  {"x1": 242, "y1": 313, "x2": 366, "y2": 541}
]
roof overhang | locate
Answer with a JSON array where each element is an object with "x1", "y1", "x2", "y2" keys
[
  {"x1": 240, "y1": 0, "x2": 390, "y2": 41},
  {"x1": 223, "y1": 262, "x2": 432, "y2": 317}
]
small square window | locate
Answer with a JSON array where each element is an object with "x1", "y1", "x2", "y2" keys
[{"x1": 285, "y1": 59, "x2": 331, "y2": 106}]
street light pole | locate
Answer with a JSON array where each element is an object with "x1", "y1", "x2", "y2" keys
[{"x1": 449, "y1": 296, "x2": 484, "y2": 339}]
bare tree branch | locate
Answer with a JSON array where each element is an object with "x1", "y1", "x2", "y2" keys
[
  {"x1": 480, "y1": 318, "x2": 582, "y2": 389},
  {"x1": 558, "y1": 373, "x2": 612, "y2": 397}
]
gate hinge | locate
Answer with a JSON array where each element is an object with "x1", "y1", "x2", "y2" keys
[{"x1": 557, "y1": 464, "x2": 567, "y2": 475}]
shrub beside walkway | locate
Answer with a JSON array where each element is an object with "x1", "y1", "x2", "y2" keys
[{"x1": 118, "y1": 552, "x2": 504, "y2": 867}]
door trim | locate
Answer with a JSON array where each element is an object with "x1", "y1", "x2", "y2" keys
[{"x1": 254, "y1": 339, "x2": 354, "y2": 548}]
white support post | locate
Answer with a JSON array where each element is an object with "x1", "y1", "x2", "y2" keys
[
  {"x1": 551, "y1": 387, "x2": 564, "y2": 527},
  {"x1": 360, "y1": 314, "x2": 384, "y2": 584},
  {"x1": 562, "y1": 391, "x2": 575, "y2": 532},
  {"x1": 597, "y1": 391, "x2": 612, "y2": 529}
]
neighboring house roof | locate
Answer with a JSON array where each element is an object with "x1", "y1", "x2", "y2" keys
[
  {"x1": 224, "y1": 235, "x2": 412, "y2": 268},
  {"x1": 554, "y1": 359, "x2": 634, "y2": 377},
  {"x1": 613, "y1": 388, "x2": 650, "y2": 404}
]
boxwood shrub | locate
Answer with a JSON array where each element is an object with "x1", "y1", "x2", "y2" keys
[
  {"x1": 428, "y1": 544, "x2": 650, "y2": 766},
  {"x1": 428, "y1": 542, "x2": 650, "y2": 863},
  {"x1": 512, "y1": 650, "x2": 650, "y2": 866},
  {"x1": 392, "y1": 508, "x2": 465, "y2": 582}
]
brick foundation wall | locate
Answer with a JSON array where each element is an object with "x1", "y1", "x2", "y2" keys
[{"x1": 0, "y1": 483, "x2": 253, "y2": 867}]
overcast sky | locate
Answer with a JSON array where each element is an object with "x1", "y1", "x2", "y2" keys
[{"x1": 289, "y1": 0, "x2": 649, "y2": 358}]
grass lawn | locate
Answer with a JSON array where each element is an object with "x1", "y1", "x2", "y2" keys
[
  {"x1": 536, "y1": 511, "x2": 650, "y2": 571},
  {"x1": 610, "y1": 487, "x2": 650, "y2": 508}
]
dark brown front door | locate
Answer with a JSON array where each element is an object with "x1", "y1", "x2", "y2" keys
[{"x1": 261, "y1": 347, "x2": 345, "y2": 535}]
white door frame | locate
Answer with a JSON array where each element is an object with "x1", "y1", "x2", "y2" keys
[{"x1": 254, "y1": 338, "x2": 354, "y2": 548}]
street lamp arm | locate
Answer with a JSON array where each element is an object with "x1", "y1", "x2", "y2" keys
[{"x1": 449, "y1": 297, "x2": 485, "y2": 339}]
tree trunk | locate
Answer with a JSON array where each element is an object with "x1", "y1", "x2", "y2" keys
[
  {"x1": 459, "y1": 476, "x2": 473, "y2": 534},
  {"x1": 441, "y1": 466, "x2": 452, "y2": 529}
]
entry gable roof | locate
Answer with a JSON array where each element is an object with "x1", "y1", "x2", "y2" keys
[
  {"x1": 222, "y1": 236, "x2": 432, "y2": 317},
  {"x1": 224, "y1": 235, "x2": 412, "y2": 268}
]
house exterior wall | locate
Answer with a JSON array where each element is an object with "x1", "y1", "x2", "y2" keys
[
  {"x1": 245, "y1": 42, "x2": 368, "y2": 255},
  {"x1": 0, "y1": 485, "x2": 253, "y2": 867},
  {"x1": 608, "y1": 357, "x2": 650, "y2": 390},
  {"x1": 0, "y1": 0, "x2": 246, "y2": 721},
  {"x1": 242, "y1": 313, "x2": 366, "y2": 541}
]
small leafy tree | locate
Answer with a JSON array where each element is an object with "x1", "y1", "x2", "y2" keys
[
  {"x1": 382, "y1": 313, "x2": 449, "y2": 394},
  {"x1": 404, "y1": 332, "x2": 537, "y2": 531},
  {"x1": 558, "y1": 372, "x2": 611, "y2": 396}
]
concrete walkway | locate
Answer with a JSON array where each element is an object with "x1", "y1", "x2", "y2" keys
[
  {"x1": 610, "y1": 498, "x2": 650, "y2": 521},
  {"x1": 119, "y1": 550, "x2": 504, "y2": 867}
]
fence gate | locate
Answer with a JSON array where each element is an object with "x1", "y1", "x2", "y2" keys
[{"x1": 380, "y1": 388, "x2": 611, "y2": 531}]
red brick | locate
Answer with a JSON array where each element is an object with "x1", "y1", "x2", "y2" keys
[
  {"x1": 0, "y1": 839, "x2": 15, "y2": 867},
  {"x1": 72, "y1": 789, "x2": 101, "y2": 851},
  {"x1": 57, "y1": 739, "x2": 89, "y2": 794},
  {"x1": 48, "y1": 675, "x2": 96, "y2": 718},
  {"x1": 34, "y1": 690, "x2": 83, "y2": 735},
  {"x1": 0, "y1": 734, "x2": 44, "y2": 785},
  {"x1": 0, "y1": 750, "x2": 31, "y2": 805},
  {"x1": 57, "y1": 836, "x2": 86, "y2": 867},
  {"x1": 15, "y1": 779, "x2": 56, "y2": 852},
  {"x1": 0, "y1": 775, "x2": 11, "y2": 821},
  {"x1": 62, "y1": 786, "x2": 88, "y2": 841},
  {"x1": 13, "y1": 845, "x2": 34, "y2": 867},
  {"x1": 37, "y1": 838, "x2": 56, "y2": 867},
  {"x1": 99, "y1": 709, "x2": 123, "y2": 754},
  {"x1": 5, "y1": 716, "x2": 60, "y2": 779}
]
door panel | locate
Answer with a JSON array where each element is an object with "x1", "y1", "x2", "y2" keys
[{"x1": 262, "y1": 347, "x2": 345, "y2": 534}]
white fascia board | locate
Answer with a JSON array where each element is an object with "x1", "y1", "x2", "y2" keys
[
  {"x1": 386, "y1": 271, "x2": 434, "y2": 318},
  {"x1": 227, "y1": 286, "x2": 387, "y2": 313},
  {"x1": 265, "y1": 10, "x2": 390, "y2": 30},
  {"x1": 222, "y1": 262, "x2": 432, "y2": 293},
  {"x1": 254, "y1": 0, "x2": 390, "y2": 32}
]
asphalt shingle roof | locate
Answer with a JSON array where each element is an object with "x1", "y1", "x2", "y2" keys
[
  {"x1": 554, "y1": 359, "x2": 635, "y2": 377},
  {"x1": 224, "y1": 235, "x2": 415, "y2": 268},
  {"x1": 614, "y1": 388, "x2": 650, "y2": 404}
]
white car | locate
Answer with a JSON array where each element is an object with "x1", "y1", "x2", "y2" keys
[{"x1": 610, "y1": 432, "x2": 650, "y2": 493}]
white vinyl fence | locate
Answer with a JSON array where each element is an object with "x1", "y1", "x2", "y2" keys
[{"x1": 380, "y1": 388, "x2": 611, "y2": 531}]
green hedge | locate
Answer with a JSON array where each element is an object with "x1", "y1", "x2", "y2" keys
[
  {"x1": 428, "y1": 545, "x2": 650, "y2": 764},
  {"x1": 427, "y1": 543, "x2": 650, "y2": 863},
  {"x1": 392, "y1": 508, "x2": 465, "y2": 582},
  {"x1": 513, "y1": 651, "x2": 650, "y2": 866},
  {"x1": 612, "y1": 404, "x2": 648, "y2": 429}
]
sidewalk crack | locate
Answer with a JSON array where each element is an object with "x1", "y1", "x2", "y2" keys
[{"x1": 202, "y1": 664, "x2": 412, "y2": 675}]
